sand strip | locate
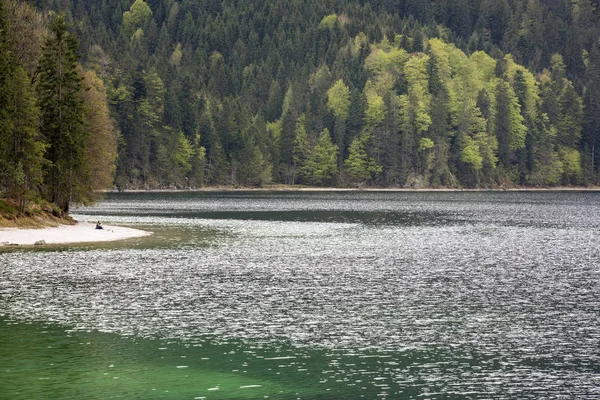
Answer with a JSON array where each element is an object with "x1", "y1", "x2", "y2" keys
[{"x1": 0, "y1": 222, "x2": 152, "y2": 246}]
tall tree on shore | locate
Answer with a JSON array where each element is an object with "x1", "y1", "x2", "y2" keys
[
  {"x1": 80, "y1": 69, "x2": 118, "y2": 191},
  {"x1": 3, "y1": 67, "x2": 46, "y2": 211},
  {"x1": 327, "y1": 79, "x2": 351, "y2": 174},
  {"x1": 37, "y1": 13, "x2": 90, "y2": 213},
  {"x1": 0, "y1": 0, "x2": 14, "y2": 196},
  {"x1": 0, "y1": 1, "x2": 46, "y2": 211},
  {"x1": 0, "y1": 0, "x2": 10, "y2": 151}
]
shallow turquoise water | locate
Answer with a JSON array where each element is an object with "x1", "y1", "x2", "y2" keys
[{"x1": 1, "y1": 191, "x2": 600, "y2": 398}]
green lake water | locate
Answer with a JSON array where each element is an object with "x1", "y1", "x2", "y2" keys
[{"x1": 1, "y1": 191, "x2": 600, "y2": 399}]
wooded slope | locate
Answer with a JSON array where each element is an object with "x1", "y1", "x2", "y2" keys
[{"x1": 6, "y1": 0, "x2": 600, "y2": 190}]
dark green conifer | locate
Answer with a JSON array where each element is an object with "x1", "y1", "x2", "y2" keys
[{"x1": 37, "y1": 13, "x2": 90, "y2": 212}]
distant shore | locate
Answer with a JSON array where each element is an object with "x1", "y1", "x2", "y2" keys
[
  {"x1": 105, "y1": 185, "x2": 600, "y2": 193},
  {"x1": 0, "y1": 222, "x2": 152, "y2": 247}
]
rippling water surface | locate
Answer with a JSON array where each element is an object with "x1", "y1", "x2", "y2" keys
[{"x1": 1, "y1": 191, "x2": 600, "y2": 399}]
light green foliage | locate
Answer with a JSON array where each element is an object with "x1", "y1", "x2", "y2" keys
[
  {"x1": 319, "y1": 14, "x2": 337, "y2": 29},
  {"x1": 327, "y1": 80, "x2": 351, "y2": 170},
  {"x1": 469, "y1": 51, "x2": 497, "y2": 85},
  {"x1": 529, "y1": 150, "x2": 563, "y2": 186},
  {"x1": 364, "y1": 86, "x2": 386, "y2": 127},
  {"x1": 247, "y1": 145, "x2": 273, "y2": 186},
  {"x1": 404, "y1": 54, "x2": 430, "y2": 85},
  {"x1": 344, "y1": 132, "x2": 382, "y2": 183},
  {"x1": 559, "y1": 147, "x2": 583, "y2": 183},
  {"x1": 301, "y1": 129, "x2": 338, "y2": 185},
  {"x1": 458, "y1": 102, "x2": 488, "y2": 171},
  {"x1": 327, "y1": 80, "x2": 351, "y2": 120},
  {"x1": 132, "y1": 28, "x2": 144, "y2": 41},
  {"x1": 122, "y1": 0, "x2": 152, "y2": 38},
  {"x1": 140, "y1": 69, "x2": 165, "y2": 130},
  {"x1": 404, "y1": 54, "x2": 432, "y2": 133},
  {"x1": 364, "y1": 44, "x2": 408, "y2": 86},
  {"x1": 292, "y1": 114, "x2": 309, "y2": 170},
  {"x1": 428, "y1": 39, "x2": 452, "y2": 80},
  {"x1": 461, "y1": 136, "x2": 483, "y2": 170},
  {"x1": 418, "y1": 137, "x2": 434, "y2": 152},
  {"x1": 267, "y1": 120, "x2": 282, "y2": 143},
  {"x1": 81, "y1": 70, "x2": 118, "y2": 191},
  {"x1": 505, "y1": 56, "x2": 539, "y2": 119},
  {"x1": 174, "y1": 132, "x2": 194, "y2": 173},
  {"x1": 475, "y1": 132, "x2": 498, "y2": 169},
  {"x1": 351, "y1": 33, "x2": 368, "y2": 56}
]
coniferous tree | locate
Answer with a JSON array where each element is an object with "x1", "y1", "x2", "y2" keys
[
  {"x1": 301, "y1": 128, "x2": 338, "y2": 186},
  {"x1": 37, "y1": 13, "x2": 90, "y2": 212},
  {"x1": 3, "y1": 67, "x2": 46, "y2": 210},
  {"x1": 327, "y1": 79, "x2": 351, "y2": 173},
  {"x1": 344, "y1": 131, "x2": 381, "y2": 185},
  {"x1": 0, "y1": 0, "x2": 10, "y2": 167},
  {"x1": 0, "y1": 2, "x2": 45, "y2": 212}
]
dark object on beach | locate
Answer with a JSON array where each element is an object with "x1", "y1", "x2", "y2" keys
[{"x1": 96, "y1": 221, "x2": 103, "y2": 230}]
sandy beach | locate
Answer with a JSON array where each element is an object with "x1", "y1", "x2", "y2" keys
[{"x1": 0, "y1": 222, "x2": 152, "y2": 246}]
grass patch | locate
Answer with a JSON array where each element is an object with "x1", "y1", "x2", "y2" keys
[
  {"x1": 0, "y1": 199, "x2": 18, "y2": 218},
  {"x1": 0, "y1": 198, "x2": 74, "y2": 228}
]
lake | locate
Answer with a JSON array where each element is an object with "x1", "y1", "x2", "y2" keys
[{"x1": 1, "y1": 191, "x2": 599, "y2": 399}]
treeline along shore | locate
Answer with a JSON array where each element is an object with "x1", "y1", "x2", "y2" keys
[
  {"x1": 1, "y1": 0, "x2": 116, "y2": 222},
  {"x1": 2, "y1": 0, "x2": 600, "y2": 221}
]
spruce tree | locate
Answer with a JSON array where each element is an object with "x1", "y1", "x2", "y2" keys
[
  {"x1": 0, "y1": 1, "x2": 46, "y2": 210},
  {"x1": 301, "y1": 128, "x2": 338, "y2": 186},
  {"x1": 0, "y1": 0, "x2": 12, "y2": 195},
  {"x1": 37, "y1": 14, "x2": 90, "y2": 213},
  {"x1": 4, "y1": 67, "x2": 46, "y2": 211}
]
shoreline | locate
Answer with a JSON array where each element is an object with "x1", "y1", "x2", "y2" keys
[
  {"x1": 104, "y1": 186, "x2": 600, "y2": 193},
  {"x1": 0, "y1": 222, "x2": 152, "y2": 247}
]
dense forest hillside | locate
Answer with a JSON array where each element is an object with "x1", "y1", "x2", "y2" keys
[{"x1": 2, "y1": 0, "x2": 600, "y2": 197}]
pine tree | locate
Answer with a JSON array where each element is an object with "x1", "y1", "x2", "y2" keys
[
  {"x1": 344, "y1": 131, "x2": 381, "y2": 185},
  {"x1": 327, "y1": 79, "x2": 351, "y2": 172},
  {"x1": 3, "y1": 67, "x2": 47, "y2": 211},
  {"x1": 0, "y1": 0, "x2": 14, "y2": 199},
  {"x1": 37, "y1": 14, "x2": 90, "y2": 213},
  {"x1": 1, "y1": 1, "x2": 46, "y2": 212},
  {"x1": 292, "y1": 114, "x2": 309, "y2": 184},
  {"x1": 301, "y1": 128, "x2": 338, "y2": 186},
  {"x1": 0, "y1": 0, "x2": 11, "y2": 162},
  {"x1": 494, "y1": 79, "x2": 526, "y2": 173}
]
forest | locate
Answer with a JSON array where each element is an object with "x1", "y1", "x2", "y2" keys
[
  {"x1": 0, "y1": 0, "x2": 116, "y2": 214},
  {"x1": 1, "y1": 0, "x2": 600, "y2": 207}
]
